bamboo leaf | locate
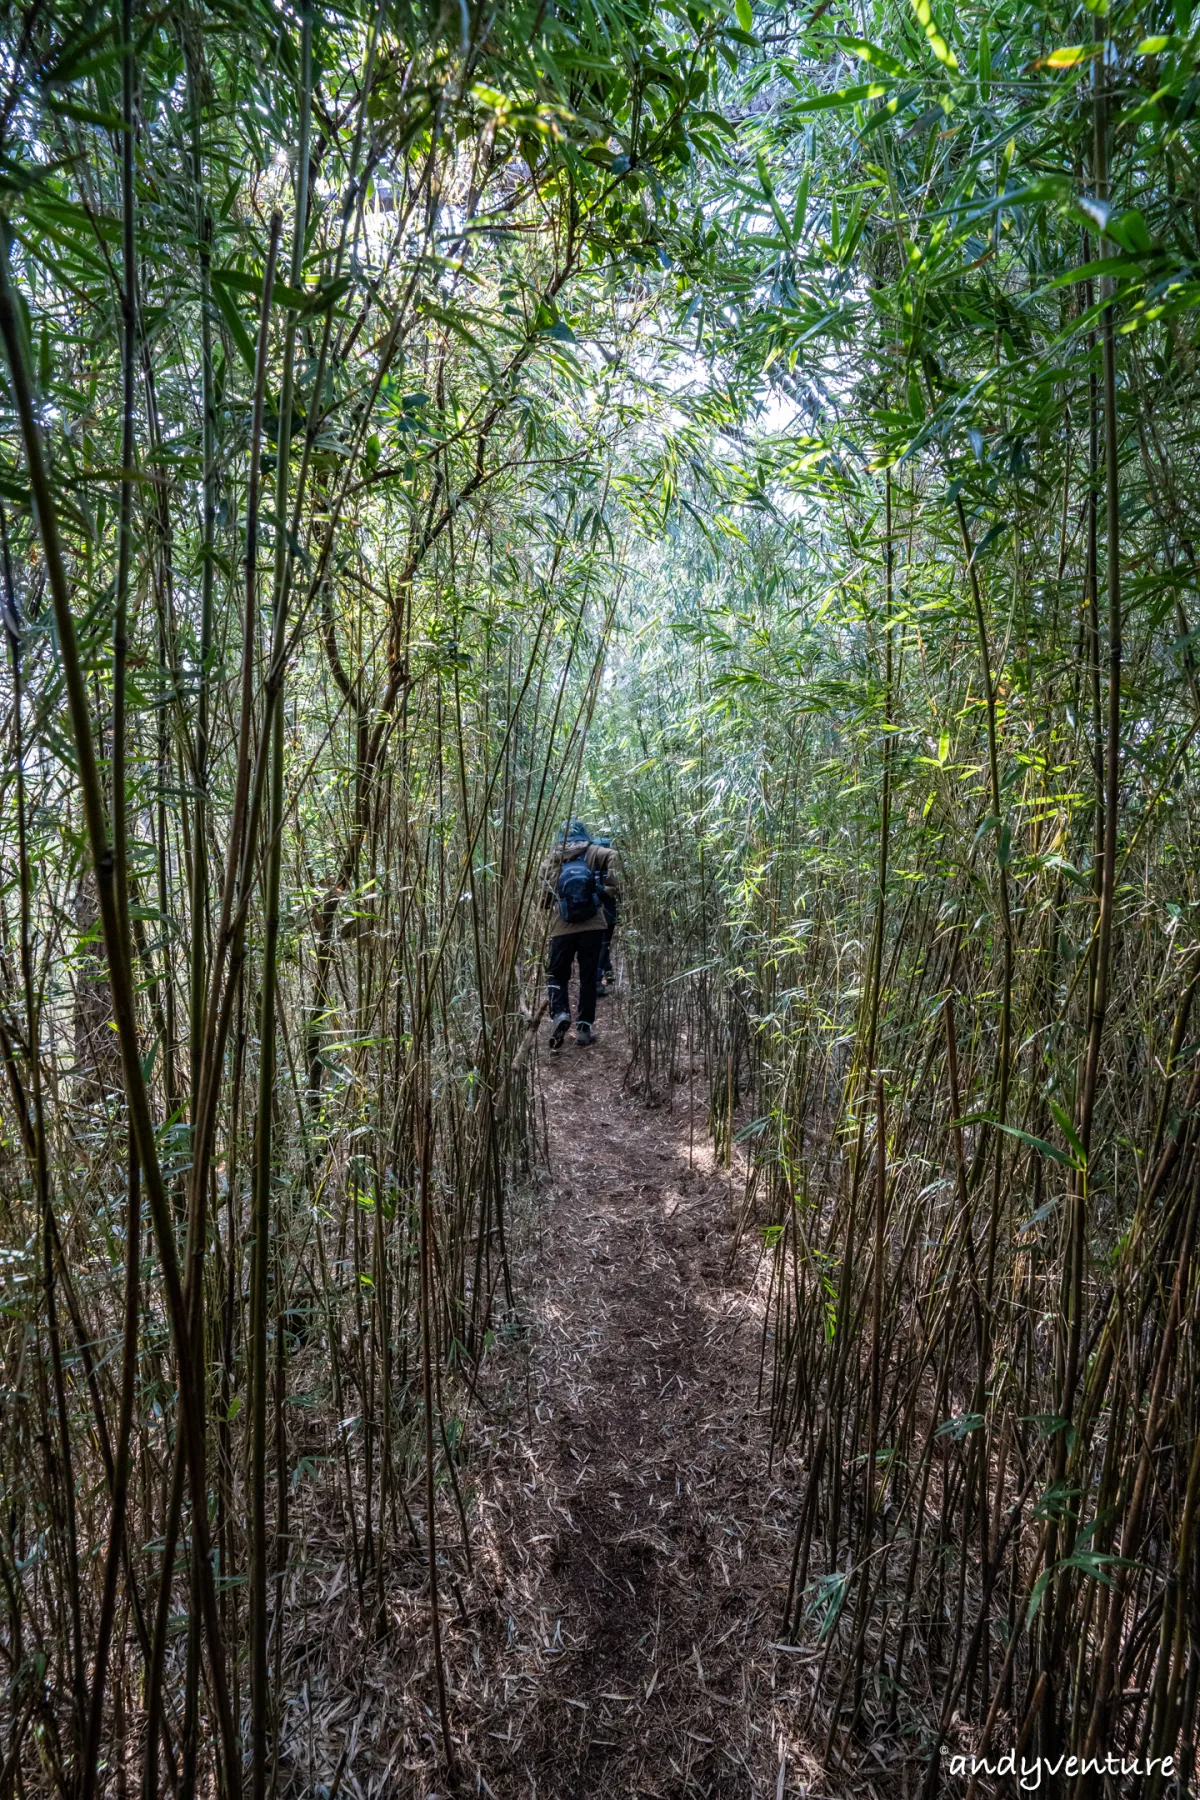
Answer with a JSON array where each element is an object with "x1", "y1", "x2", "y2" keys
[{"x1": 209, "y1": 274, "x2": 258, "y2": 374}]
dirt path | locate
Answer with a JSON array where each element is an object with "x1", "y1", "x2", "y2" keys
[{"x1": 464, "y1": 1013, "x2": 804, "y2": 1798}]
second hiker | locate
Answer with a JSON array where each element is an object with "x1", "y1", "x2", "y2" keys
[
  {"x1": 592, "y1": 831, "x2": 618, "y2": 996},
  {"x1": 541, "y1": 821, "x2": 619, "y2": 1049}
]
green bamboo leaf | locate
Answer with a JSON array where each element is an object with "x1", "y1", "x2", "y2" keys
[
  {"x1": 1025, "y1": 1566, "x2": 1057, "y2": 1623},
  {"x1": 785, "y1": 82, "x2": 889, "y2": 115},
  {"x1": 1105, "y1": 208, "x2": 1154, "y2": 255},
  {"x1": 44, "y1": 96, "x2": 125, "y2": 131},
  {"x1": 209, "y1": 275, "x2": 257, "y2": 375},
  {"x1": 1041, "y1": 44, "x2": 1095, "y2": 66},
  {"x1": 39, "y1": 22, "x2": 123, "y2": 86},
  {"x1": 835, "y1": 38, "x2": 908, "y2": 78},
  {"x1": 1046, "y1": 1097, "x2": 1087, "y2": 1169},
  {"x1": 908, "y1": 0, "x2": 958, "y2": 68},
  {"x1": 993, "y1": 1120, "x2": 1081, "y2": 1170}
]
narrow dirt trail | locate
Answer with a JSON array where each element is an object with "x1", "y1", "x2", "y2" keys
[{"x1": 465, "y1": 1013, "x2": 805, "y2": 1798}]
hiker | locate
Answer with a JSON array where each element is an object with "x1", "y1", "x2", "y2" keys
[
  {"x1": 592, "y1": 832, "x2": 618, "y2": 996},
  {"x1": 540, "y1": 821, "x2": 619, "y2": 1049}
]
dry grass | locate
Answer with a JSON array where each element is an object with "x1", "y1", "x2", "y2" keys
[{"x1": 261, "y1": 1005, "x2": 858, "y2": 1798}]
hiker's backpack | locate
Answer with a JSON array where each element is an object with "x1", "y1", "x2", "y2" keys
[{"x1": 556, "y1": 851, "x2": 603, "y2": 925}]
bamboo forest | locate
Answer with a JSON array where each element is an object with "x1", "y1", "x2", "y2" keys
[{"x1": 4, "y1": 0, "x2": 1200, "y2": 1792}]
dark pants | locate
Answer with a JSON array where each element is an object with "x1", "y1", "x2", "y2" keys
[{"x1": 548, "y1": 930, "x2": 604, "y2": 1026}]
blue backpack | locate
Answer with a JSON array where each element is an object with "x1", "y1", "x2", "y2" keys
[{"x1": 557, "y1": 851, "x2": 603, "y2": 925}]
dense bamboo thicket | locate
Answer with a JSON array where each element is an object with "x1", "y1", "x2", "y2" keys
[
  {"x1": 590, "y1": 4, "x2": 1200, "y2": 1783},
  {"x1": 0, "y1": 0, "x2": 723, "y2": 1790},
  {"x1": 6, "y1": 0, "x2": 1200, "y2": 1792}
]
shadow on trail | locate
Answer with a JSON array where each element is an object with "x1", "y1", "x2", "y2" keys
[{"x1": 462, "y1": 1009, "x2": 806, "y2": 1799}]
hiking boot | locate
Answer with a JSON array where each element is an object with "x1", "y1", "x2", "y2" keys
[
  {"x1": 548, "y1": 1012, "x2": 571, "y2": 1050},
  {"x1": 575, "y1": 1021, "x2": 595, "y2": 1047},
  {"x1": 596, "y1": 980, "x2": 611, "y2": 999}
]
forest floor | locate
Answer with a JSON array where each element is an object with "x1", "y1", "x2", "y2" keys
[
  {"x1": 291, "y1": 1001, "x2": 823, "y2": 1799},
  {"x1": 454, "y1": 1003, "x2": 817, "y2": 1799}
]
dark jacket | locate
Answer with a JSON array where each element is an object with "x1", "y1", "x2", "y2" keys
[{"x1": 540, "y1": 839, "x2": 620, "y2": 939}]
